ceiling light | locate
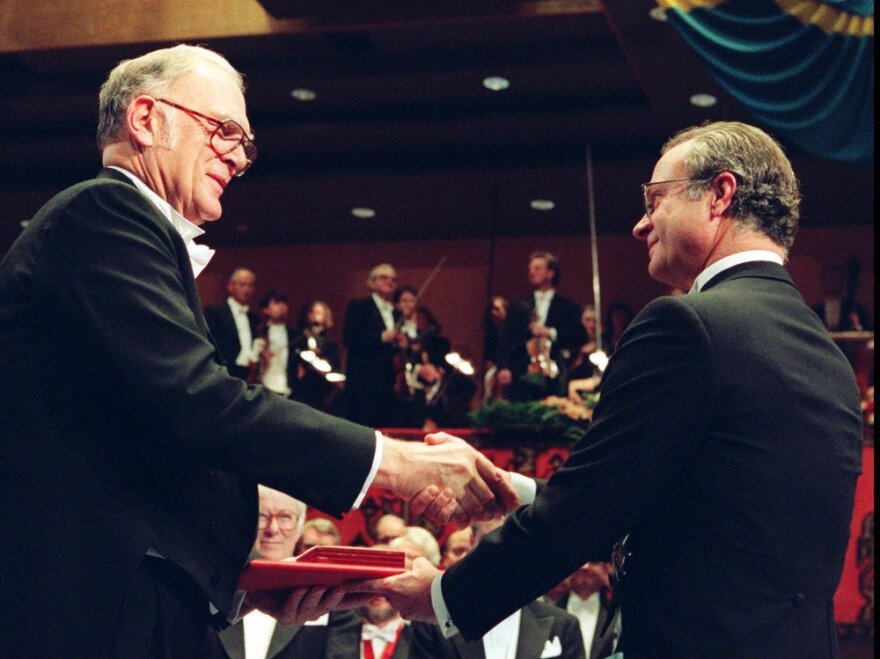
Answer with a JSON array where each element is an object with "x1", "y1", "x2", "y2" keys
[
  {"x1": 649, "y1": 6, "x2": 668, "y2": 21},
  {"x1": 530, "y1": 199, "x2": 555, "y2": 211},
  {"x1": 351, "y1": 207, "x2": 376, "y2": 219},
  {"x1": 19, "y1": 220, "x2": 29, "y2": 229},
  {"x1": 689, "y1": 93, "x2": 717, "y2": 108},
  {"x1": 291, "y1": 88, "x2": 316, "y2": 101},
  {"x1": 482, "y1": 76, "x2": 510, "y2": 92}
]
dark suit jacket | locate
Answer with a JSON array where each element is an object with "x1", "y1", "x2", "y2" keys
[
  {"x1": 0, "y1": 169, "x2": 377, "y2": 657},
  {"x1": 441, "y1": 262, "x2": 863, "y2": 658},
  {"x1": 342, "y1": 296, "x2": 399, "y2": 426},
  {"x1": 410, "y1": 600, "x2": 585, "y2": 659},
  {"x1": 215, "y1": 610, "x2": 360, "y2": 659},
  {"x1": 554, "y1": 593, "x2": 617, "y2": 659},
  {"x1": 497, "y1": 291, "x2": 585, "y2": 398},
  {"x1": 204, "y1": 299, "x2": 260, "y2": 380},
  {"x1": 321, "y1": 615, "x2": 414, "y2": 659}
]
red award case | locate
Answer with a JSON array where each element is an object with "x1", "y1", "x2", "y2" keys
[{"x1": 237, "y1": 546, "x2": 407, "y2": 591}]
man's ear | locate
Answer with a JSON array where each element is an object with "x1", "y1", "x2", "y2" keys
[
  {"x1": 127, "y1": 95, "x2": 160, "y2": 149},
  {"x1": 710, "y1": 171, "x2": 737, "y2": 217}
]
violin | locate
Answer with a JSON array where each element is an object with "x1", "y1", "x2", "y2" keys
[{"x1": 526, "y1": 311, "x2": 559, "y2": 378}]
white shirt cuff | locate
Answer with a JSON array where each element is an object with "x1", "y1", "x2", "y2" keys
[
  {"x1": 351, "y1": 431, "x2": 384, "y2": 509},
  {"x1": 508, "y1": 471, "x2": 537, "y2": 505},
  {"x1": 431, "y1": 573, "x2": 460, "y2": 638}
]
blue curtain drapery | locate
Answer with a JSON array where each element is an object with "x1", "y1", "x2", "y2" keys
[{"x1": 658, "y1": 0, "x2": 874, "y2": 164}]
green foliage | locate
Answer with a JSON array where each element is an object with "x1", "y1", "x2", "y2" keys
[{"x1": 468, "y1": 400, "x2": 590, "y2": 445}]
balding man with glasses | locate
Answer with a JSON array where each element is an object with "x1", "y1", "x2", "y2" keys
[{"x1": 0, "y1": 44, "x2": 517, "y2": 658}]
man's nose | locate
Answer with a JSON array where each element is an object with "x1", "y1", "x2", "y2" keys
[{"x1": 632, "y1": 214, "x2": 651, "y2": 240}]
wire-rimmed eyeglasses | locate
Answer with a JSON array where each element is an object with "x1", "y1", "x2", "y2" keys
[
  {"x1": 154, "y1": 97, "x2": 257, "y2": 177},
  {"x1": 257, "y1": 511, "x2": 299, "y2": 532}
]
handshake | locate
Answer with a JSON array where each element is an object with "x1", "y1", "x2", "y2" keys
[{"x1": 376, "y1": 431, "x2": 521, "y2": 527}]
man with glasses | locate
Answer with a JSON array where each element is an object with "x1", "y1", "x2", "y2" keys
[
  {"x1": 342, "y1": 263, "x2": 404, "y2": 426},
  {"x1": 366, "y1": 122, "x2": 863, "y2": 658},
  {"x1": 0, "y1": 45, "x2": 517, "y2": 657}
]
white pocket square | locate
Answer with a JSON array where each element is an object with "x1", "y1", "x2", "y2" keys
[
  {"x1": 303, "y1": 613, "x2": 330, "y2": 626},
  {"x1": 540, "y1": 635, "x2": 562, "y2": 658}
]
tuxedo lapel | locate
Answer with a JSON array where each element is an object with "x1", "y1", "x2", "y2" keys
[
  {"x1": 516, "y1": 604, "x2": 553, "y2": 659},
  {"x1": 217, "y1": 620, "x2": 245, "y2": 659},
  {"x1": 266, "y1": 623, "x2": 302, "y2": 659},
  {"x1": 451, "y1": 632, "x2": 487, "y2": 659}
]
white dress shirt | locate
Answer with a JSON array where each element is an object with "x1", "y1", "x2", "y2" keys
[
  {"x1": 242, "y1": 608, "x2": 278, "y2": 659},
  {"x1": 372, "y1": 293, "x2": 396, "y2": 330},
  {"x1": 261, "y1": 322, "x2": 290, "y2": 395},
  {"x1": 566, "y1": 592, "x2": 601, "y2": 655},
  {"x1": 360, "y1": 616, "x2": 406, "y2": 659},
  {"x1": 107, "y1": 166, "x2": 215, "y2": 277},
  {"x1": 533, "y1": 289, "x2": 558, "y2": 341},
  {"x1": 227, "y1": 297, "x2": 256, "y2": 367},
  {"x1": 482, "y1": 609, "x2": 521, "y2": 659},
  {"x1": 689, "y1": 250, "x2": 783, "y2": 294}
]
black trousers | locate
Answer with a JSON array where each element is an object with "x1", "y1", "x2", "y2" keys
[{"x1": 109, "y1": 556, "x2": 222, "y2": 658}]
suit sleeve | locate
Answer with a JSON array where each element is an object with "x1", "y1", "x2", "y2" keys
[
  {"x1": 440, "y1": 296, "x2": 721, "y2": 639},
  {"x1": 36, "y1": 181, "x2": 375, "y2": 515}
]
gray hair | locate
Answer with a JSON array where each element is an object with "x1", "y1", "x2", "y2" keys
[
  {"x1": 257, "y1": 484, "x2": 307, "y2": 537},
  {"x1": 390, "y1": 525, "x2": 442, "y2": 567},
  {"x1": 97, "y1": 44, "x2": 244, "y2": 151},
  {"x1": 664, "y1": 121, "x2": 800, "y2": 252}
]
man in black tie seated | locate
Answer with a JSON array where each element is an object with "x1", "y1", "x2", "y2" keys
[
  {"x1": 407, "y1": 517, "x2": 586, "y2": 659},
  {"x1": 215, "y1": 486, "x2": 361, "y2": 659}
]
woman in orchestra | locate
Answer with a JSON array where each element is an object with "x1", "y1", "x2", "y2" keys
[{"x1": 290, "y1": 299, "x2": 341, "y2": 413}]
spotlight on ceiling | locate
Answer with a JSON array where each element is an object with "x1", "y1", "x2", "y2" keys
[
  {"x1": 351, "y1": 207, "x2": 376, "y2": 219},
  {"x1": 290, "y1": 88, "x2": 317, "y2": 101},
  {"x1": 530, "y1": 199, "x2": 555, "y2": 211},
  {"x1": 482, "y1": 76, "x2": 510, "y2": 92},
  {"x1": 689, "y1": 93, "x2": 717, "y2": 108}
]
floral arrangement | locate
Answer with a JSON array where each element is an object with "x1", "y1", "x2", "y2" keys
[{"x1": 468, "y1": 392, "x2": 598, "y2": 445}]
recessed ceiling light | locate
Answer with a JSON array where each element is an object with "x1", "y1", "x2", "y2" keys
[
  {"x1": 291, "y1": 88, "x2": 317, "y2": 101},
  {"x1": 690, "y1": 93, "x2": 717, "y2": 108},
  {"x1": 19, "y1": 220, "x2": 30, "y2": 229},
  {"x1": 482, "y1": 76, "x2": 510, "y2": 92},
  {"x1": 530, "y1": 199, "x2": 555, "y2": 211},
  {"x1": 351, "y1": 207, "x2": 376, "y2": 219},
  {"x1": 649, "y1": 6, "x2": 668, "y2": 21}
]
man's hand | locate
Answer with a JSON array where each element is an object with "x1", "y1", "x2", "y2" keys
[
  {"x1": 246, "y1": 583, "x2": 375, "y2": 626},
  {"x1": 375, "y1": 432, "x2": 519, "y2": 527},
  {"x1": 355, "y1": 557, "x2": 440, "y2": 622}
]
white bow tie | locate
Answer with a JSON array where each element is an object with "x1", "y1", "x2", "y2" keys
[
  {"x1": 361, "y1": 622, "x2": 400, "y2": 643},
  {"x1": 186, "y1": 241, "x2": 215, "y2": 278}
]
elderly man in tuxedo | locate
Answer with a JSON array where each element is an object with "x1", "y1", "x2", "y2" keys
[
  {"x1": 204, "y1": 267, "x2": 260, "y2": 380},
  {"x1": 0, "y1": 44, "x2": 516, "y2": 658},
  {"x1": 366, "y1": 122, "x2": 863, "y2": 658}
]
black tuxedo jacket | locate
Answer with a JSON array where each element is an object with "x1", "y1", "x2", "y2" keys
[
  {"x1": 204, "y1": 299, "x2": 260, "y2": 380},
  {"x1": 410, "y1": 600, "x2": 585, "y2": 659},
  {"x1": 497, "y1": 291, "x2": 586, "y2": 380},
  {"x1": 342, "y1": 296, "x2": 399, "y2": 426},
  {"x1": 0, "y1": 169, "x2": 376, "y2": 656},
  {"x1": 442, "y1": 262, "x2": 863, "y2": 658},
  {"x1": 215, "y1": 610, "x2": 360, "y2": 659}
]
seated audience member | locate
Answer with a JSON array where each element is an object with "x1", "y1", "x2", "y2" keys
[
  {"x1": 389, "y1": 526, "x2": 442, "y2": 568},
  {"x1": 290, "y1": 299, "x2": 341, "y2": 412},
  {"x1": 409, "y1": 517, "x2": 585, "y2": 659},
  {"x1": 601, "y1": 301, "x2": 634, "y2": 357},
  {"x1": 296, "y1": 517, "x2": 342, "y2": 554},
  {"x1": 542, "y1": 576, "x2": 573, "y2": 607},
  {"x1": 552, "y1": 562, "x2": 619, "y2": 659},
  {"x1": 215, "y1": 486, "x2": 358, "y2": 659},
  {"x1": 374, "y1": 513, "x2": 408, "y2": 545},
  {"x1": 319, "y1": 544, "x2": 414, "y2": 659},
  {"x1": 440, "y1": 527, "x2": 473, "y2": 569}
]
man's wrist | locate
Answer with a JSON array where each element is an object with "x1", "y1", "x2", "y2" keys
[{"x1": 431, "y1": 573, "x2": 459, "y2": 638}]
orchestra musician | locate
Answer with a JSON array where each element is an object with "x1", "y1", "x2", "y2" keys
[
  {"x1": 342, "y1": 263, "x2": 401, "y2": 426},
  {"x1": 496, "y1": 251, "x2": 586, "y2": 401},
  {"x1": 290, "y1": 299, "x2": 342, "y2": 413}
]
